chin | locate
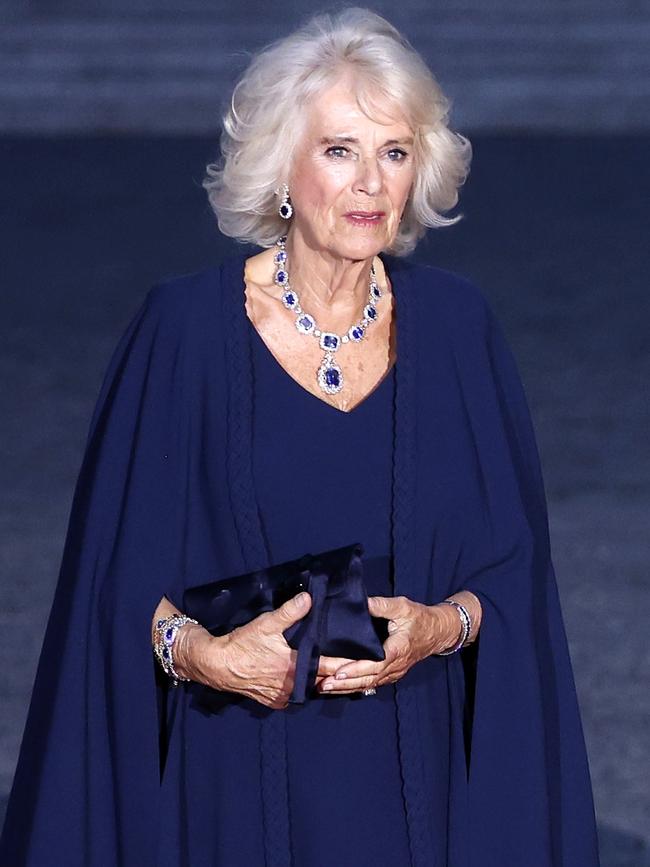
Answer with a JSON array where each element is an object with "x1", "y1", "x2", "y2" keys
[{"x1": 333, "y1": 238, "x2": 386, "y2": 259}]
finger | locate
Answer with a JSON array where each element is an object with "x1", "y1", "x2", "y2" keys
[
  {"x1": 367, "y1": 595, "x2": 390, "y2": 617},
  {"x1": 319, "y1": 672, "x2": 386, "y2": 693},
  {"x1": 258, "y1": 592, "x2": 311, "y2": 634},
  {"x1": 332, "y1": 634, "x2": 405, "y2": 679},
  {"x1": 367, "y1": 595, "x2": 406, "y2": 618},
  {"x1": 329, "y1": 658, "x2": 386, "y2": 683},
  {"x1": 316, "y1": 654, "x2": 357, "y2": 677}
]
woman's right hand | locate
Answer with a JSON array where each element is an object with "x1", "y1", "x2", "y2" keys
[{"x1": 173, "y1": 592, "x2": 312, "y2": 709}]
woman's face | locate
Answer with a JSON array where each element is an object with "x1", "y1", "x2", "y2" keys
[{"x1": 286, "y1": 75, "x2": 416, "y2": 260}]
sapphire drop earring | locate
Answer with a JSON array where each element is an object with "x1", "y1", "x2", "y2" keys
[{"x1": 277, "y1": 183, "x2": 293, "y2": 220}]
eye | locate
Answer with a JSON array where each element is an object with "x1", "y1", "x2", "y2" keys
[
  {"x1": 387, "y1": 148, "x2": 408, "y2": 162},
  {"x1": 325, "y1": 145, "x2": 349, "y2": 159}
]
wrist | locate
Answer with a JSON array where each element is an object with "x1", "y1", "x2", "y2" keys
[
  {"x1": 446, "y1": 590, "x2": 482, "y2": 645},
  {"x1": 437, "y1": 602, "x2": 465, "y2": 653},
  {"x1": 174, "y1": 624, "x2": 225, "y2": 688},
  {"x1": 153, "y1": 613, "x2": 199, "y2": 684},
  {"x1": 426, "y1": 602, "x2": 463, "y2": 655}
]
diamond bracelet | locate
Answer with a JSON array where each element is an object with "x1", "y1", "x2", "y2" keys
[
  {"x1": 153, "y1": 613, "x2": 199, "y2": 687},
  {"x1": 435, "y1": 599, "x2": 472, "y2": 656}
]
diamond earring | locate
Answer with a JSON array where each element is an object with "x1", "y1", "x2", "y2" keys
[{"x1": 277, "y1": 183, "x2": 293, "y2": 220}]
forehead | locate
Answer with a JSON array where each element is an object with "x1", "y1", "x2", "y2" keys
[{"x1": 303, "y1": 76, "x2": 413, "y2": 139}]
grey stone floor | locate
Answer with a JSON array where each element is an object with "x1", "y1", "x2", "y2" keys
[{"x1": 0, "y1": 134, "x2": 648, "y2": 864}]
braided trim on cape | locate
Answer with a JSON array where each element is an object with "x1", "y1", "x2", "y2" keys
[
  {"x1": 390, "y1": 260, "x2": 435, "y2": 866},
  {"x1": 223, "y1": 256, "x2": 293, "y2": 867}
]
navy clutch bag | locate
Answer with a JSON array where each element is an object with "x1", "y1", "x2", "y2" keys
[{"x1": 182, "y1": 541, "x2": 386, "y2": 704}]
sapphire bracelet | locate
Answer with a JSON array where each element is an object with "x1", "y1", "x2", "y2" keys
[
  {"x1": 436, "y1": 599, "x2": 472, "y2": 655},
  {"x1": 153, "y1": 613, "x2": 199, "y2": 687}
]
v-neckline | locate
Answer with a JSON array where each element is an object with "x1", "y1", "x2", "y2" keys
[{"x1": 240, "y1": 252, "x2": 397, "y2": 416}]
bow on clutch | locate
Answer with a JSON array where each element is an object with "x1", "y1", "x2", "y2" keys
[{"x1": 182, "y1": 542, "x2": 386, "y2": 703}]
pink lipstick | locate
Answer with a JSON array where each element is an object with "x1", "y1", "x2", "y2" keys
[{"x1": 344, "y1": 211, "x2": 385, "y2": 226}]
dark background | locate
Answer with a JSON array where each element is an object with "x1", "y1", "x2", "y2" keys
[{"x1": 1, "y1": 2, "x2": 649, "y2": 863}]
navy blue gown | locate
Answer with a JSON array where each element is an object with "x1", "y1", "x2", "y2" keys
[
  {"x1": 0, "y1": 251, "x2": 601, "y2": 867},
  {"x1": 249, "y1": 321, "x2": 412, "y2": 866}
]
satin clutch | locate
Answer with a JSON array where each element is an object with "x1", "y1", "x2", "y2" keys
[{"x1": 182, "y1": 541, "x2": 386, "y2": 703}]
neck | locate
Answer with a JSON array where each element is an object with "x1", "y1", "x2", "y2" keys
[{"x1": 283, "y1": 229, "x2": 378, "y2": 318}]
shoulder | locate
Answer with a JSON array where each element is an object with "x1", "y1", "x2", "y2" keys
[
  {"x1": 389, "y1": 257, "x2": 493, "y2": 334},
  {"x1": 139, "y1": 254, "x2": 246, "y2": 345},
  {"x1": 145, "y1": 262, "x2": 224, "y2": 318}
]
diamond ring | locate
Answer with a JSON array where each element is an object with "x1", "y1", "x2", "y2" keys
[{"x1": 362, "y1": 687, "x2": 377, "y2": 696}]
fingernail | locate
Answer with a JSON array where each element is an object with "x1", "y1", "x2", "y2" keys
[
  {"x1": 323, "y1": 682, "x2": 333, "y2": 690},
  {"x1": 294, "y1": 592, "x2": 307, "y2": 606},
  {"x1": 335, "y1": 672, "x2": 347, "y2": 680}
]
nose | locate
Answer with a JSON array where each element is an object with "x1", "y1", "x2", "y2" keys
[{"x1": 352, "y1": 157, "x2": 383, "y2": 196}]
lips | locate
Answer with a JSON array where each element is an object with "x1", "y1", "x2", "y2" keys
[{"x1": 344, "y1": 211, "x2": 385, "y2": 224}]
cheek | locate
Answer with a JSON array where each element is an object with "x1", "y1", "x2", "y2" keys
[
  {"x1": 297, "y1": 159, "x2": 354, "y2": 203},
  {"x1": 388, "y1": 169, "x2": 414, "y2": 201}
]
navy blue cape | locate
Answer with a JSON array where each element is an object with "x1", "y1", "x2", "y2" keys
[{"x1": 0, "y1": 251, "x2": 600, "y2": 866}]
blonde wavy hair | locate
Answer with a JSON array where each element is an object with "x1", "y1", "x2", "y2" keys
[{"x1": 202, "y1": 6, "x2": 472, "y2": 257}]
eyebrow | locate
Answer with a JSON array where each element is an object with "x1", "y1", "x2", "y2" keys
[{"x1": 318, "y1": 135, "x2": 414, "y2": 146}]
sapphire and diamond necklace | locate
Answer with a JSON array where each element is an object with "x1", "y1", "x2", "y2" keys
[{"x1": 272, "y1": 234, "x2": 382, "y2": 395}]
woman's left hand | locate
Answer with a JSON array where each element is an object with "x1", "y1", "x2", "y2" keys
[{"x1": 315, "y1": 595, "x2": 459, "y2": 694}]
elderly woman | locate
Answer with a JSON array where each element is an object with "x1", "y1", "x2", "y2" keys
[{"x1": 1, "y1": 8, "x2": 600, "y2": 867}]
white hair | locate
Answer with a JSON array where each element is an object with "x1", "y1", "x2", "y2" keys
[{"x1": 202, "y1": 6, "x2": 472, "y2": 257}]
